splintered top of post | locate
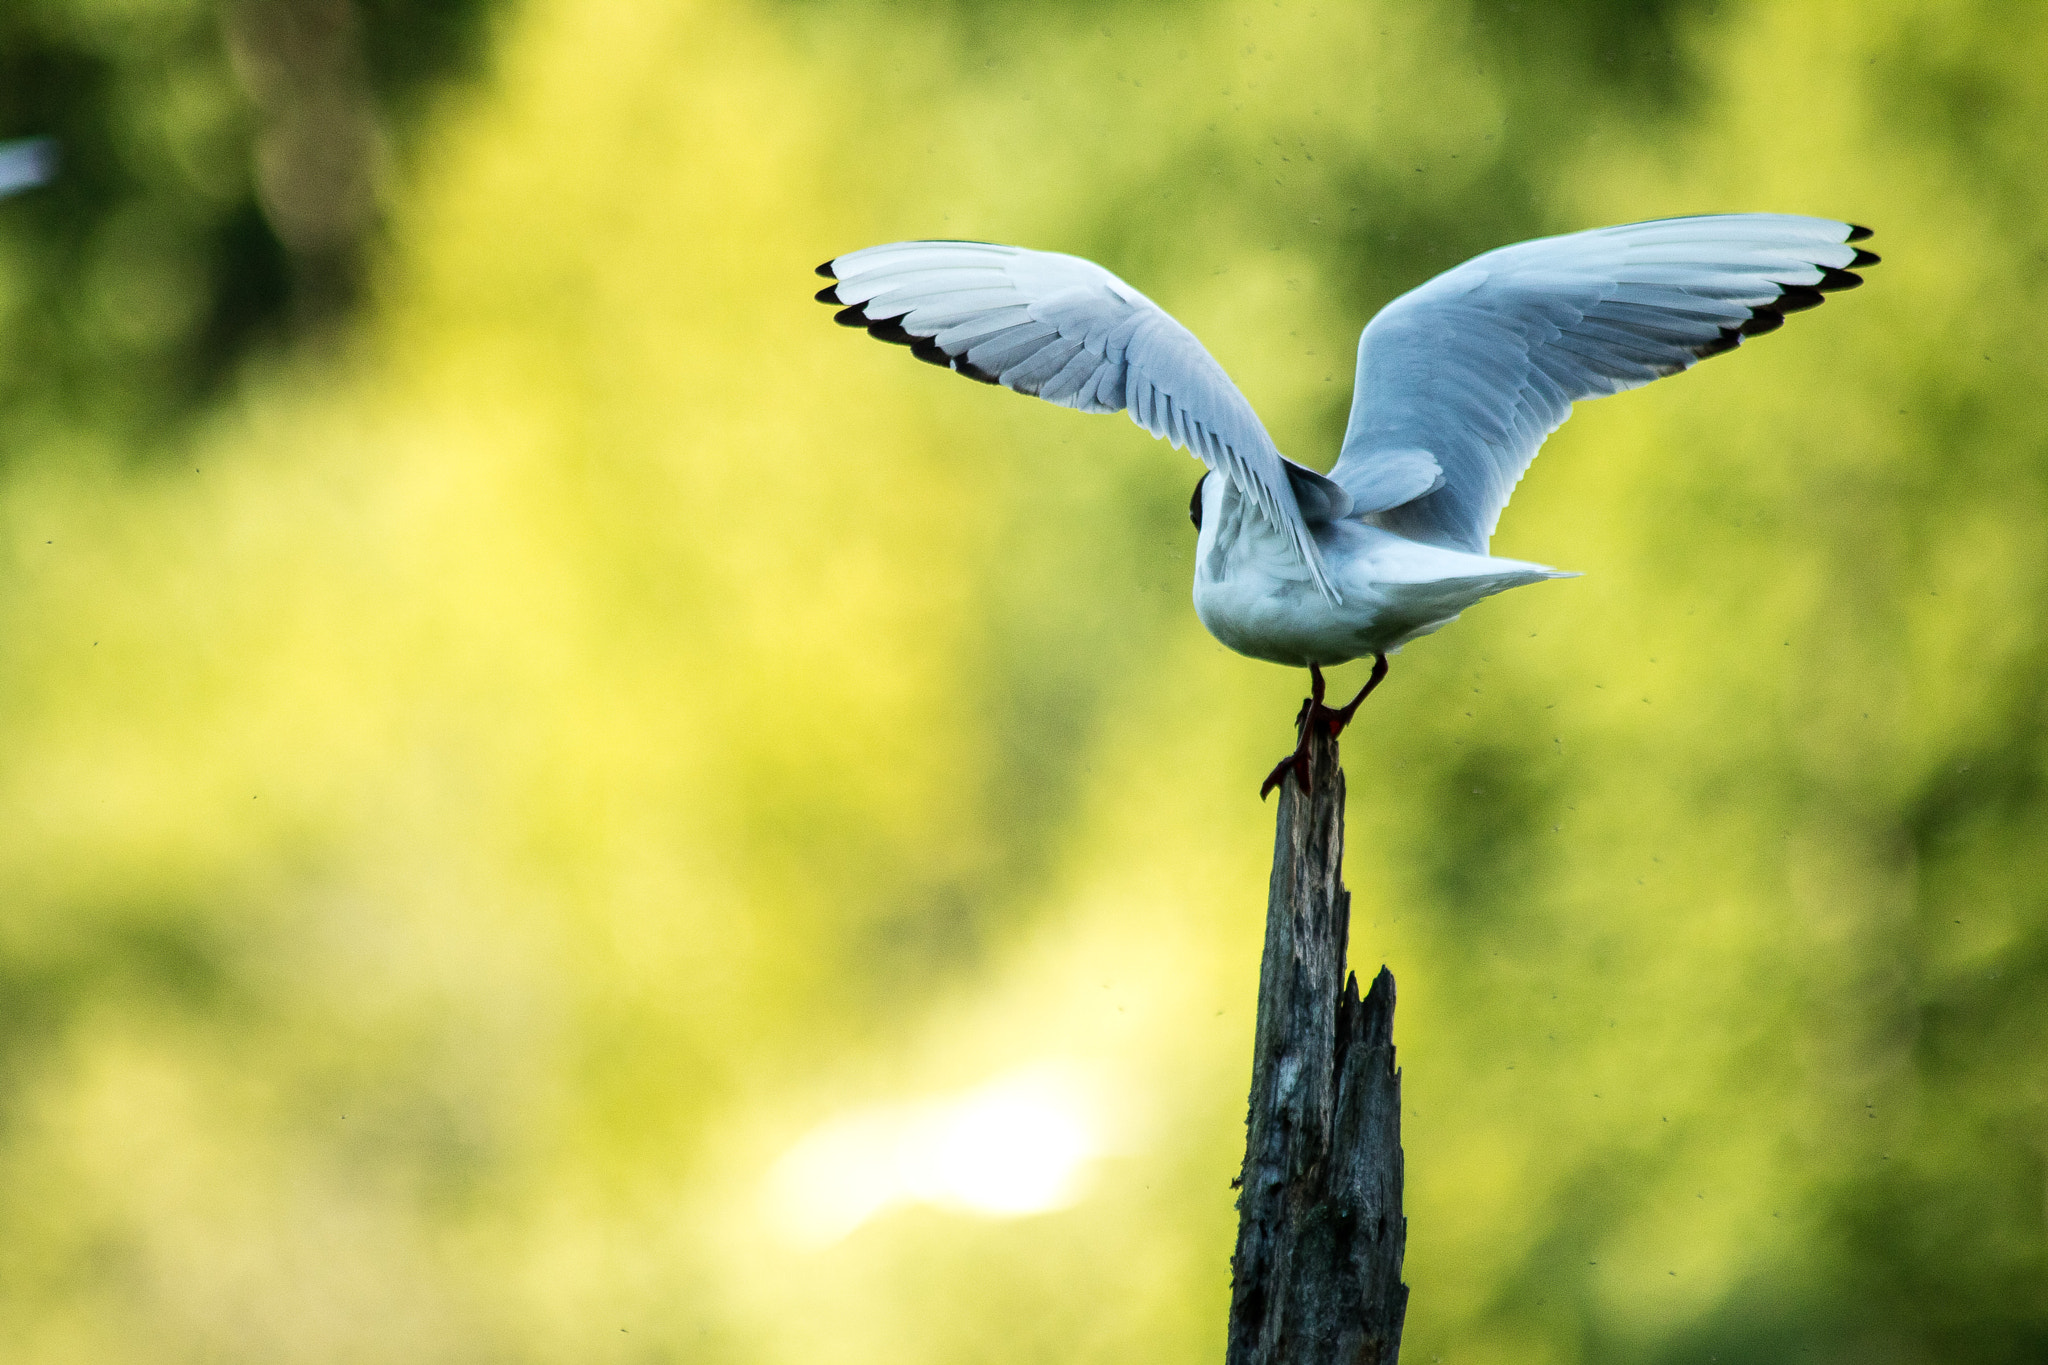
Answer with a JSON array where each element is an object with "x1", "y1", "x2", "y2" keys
[{"x1": 1228, "y1": 724, "x2": 1407, "y2": 1365}]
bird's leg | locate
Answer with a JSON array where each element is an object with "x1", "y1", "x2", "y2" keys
[
  {"x1": 1298, "y1": 661, "x2": 1328, "y2": 726},
  {"x1": 1326, "y1": 653, "x2": 1390, "y2": 733},
  {"x1": 1260, "y1": 664, "x2": 1329, "y2": 801},
  {"x1": 1258, "y1": 656, "x2": 1391, "y2": 800}
]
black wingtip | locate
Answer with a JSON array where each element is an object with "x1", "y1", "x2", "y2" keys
[
  {"x1": 865, "y1": 316, "x2": 917, "y2": 347},
  {"x1": 814, "y1": 284, "x2": 842, "y2": 305},
  {"x1": 1739, "y1": 308, "x2": 1786, "y2": 338},
  {"x1": 815, "y1": 258, "x2": 838, "y2": 278},
  {"x1": 1776, "y1": 284, "x2": 1826, "y2": 314},
  {"x1": 1697, "y1": 241, "x2": 1877, "y2": 363},
  {"x1": 830, "y1": 299, "x2": 982, "y2": 377},
  {"x1": 1846, "y1": 224, "x2": 1874, "y2": 242},
  {"x1": 909, "y1": 335, "x2": 953, "y2": 368},
  {"x1": 1698, "y1": 328, "x2": 1744, "y2": 358}
]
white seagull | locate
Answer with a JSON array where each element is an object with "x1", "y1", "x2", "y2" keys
[{"x1": 814, "y1": 215, "x2": 1877, "y2": 795}]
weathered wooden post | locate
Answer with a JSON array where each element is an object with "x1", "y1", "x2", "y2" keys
[{"x1": 1226, "y1": 721, "x2": 1408, "y2": 1364}]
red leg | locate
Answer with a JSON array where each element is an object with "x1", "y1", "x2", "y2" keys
[
  {"x1": 1259, "y1": 655, "x2": 1391, "y2": 800},
  {"x1": 1326, "y1": 653, "x2": 1389, "y2": 733}
]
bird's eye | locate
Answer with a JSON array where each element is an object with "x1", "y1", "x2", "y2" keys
[{"x1": 1189, "y1": 471, "x2": 1209, "y2": 531}]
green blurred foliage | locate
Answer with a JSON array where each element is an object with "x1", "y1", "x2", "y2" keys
[
  {"x1": 1, "y1": 0, "x2": 2044, "y2": 1362},
  {"x1": 0, "y1": 0, "x2": 503, "y2": 447}
]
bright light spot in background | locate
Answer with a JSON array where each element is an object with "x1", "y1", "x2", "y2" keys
[{"x1": 762, "y1": 1066, "x2": 1102, "y2": 1249}]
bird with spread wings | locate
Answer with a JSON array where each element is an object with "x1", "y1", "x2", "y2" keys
[{"x1": 816, "y1": 215, "x2": 1876, "y2": 796}]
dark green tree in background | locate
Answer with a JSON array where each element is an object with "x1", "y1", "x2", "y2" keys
[{"x1": 0, "y1": 0, "x2": 504, "y2": 447}]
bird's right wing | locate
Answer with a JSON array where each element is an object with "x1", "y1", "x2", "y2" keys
[
  {"x1": 1331, "y1": 214, "x2": 1877, "y2": 553},
  {"x1": 817, "y1": 241, "x2": 1346, "y2": 601}
]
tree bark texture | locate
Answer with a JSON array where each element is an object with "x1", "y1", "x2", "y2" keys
[{"x1": 1226, "y1": 723, "x2": 1407, "y2": 1365}]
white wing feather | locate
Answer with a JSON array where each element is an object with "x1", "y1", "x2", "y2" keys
[
  {"x1": 819, "y1": 241, "x2": 1346, "y2": 601},
  {"x1": 1333, "y1": 214, "x2": 1877, "y2": 552}
]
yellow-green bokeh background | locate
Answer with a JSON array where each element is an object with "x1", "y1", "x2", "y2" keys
[{"x1": 3, "y1": 1, "x2": 2044, "y2": 1361}]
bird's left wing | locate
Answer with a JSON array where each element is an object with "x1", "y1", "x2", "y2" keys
[
  {"x1": 817, "y1": 241, "x2": 1345, "y2": 601},
  {"x1": 1331, "y1": 214, "x2": 1877, "y2": 553}
]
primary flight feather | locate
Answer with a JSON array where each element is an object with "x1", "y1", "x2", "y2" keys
[{"x1": 815, "y1": 214, "x2": 1877, "y2": 793}]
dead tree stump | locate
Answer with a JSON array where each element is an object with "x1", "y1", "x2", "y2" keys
[{"x1": 1226, "y1": 721, "x2": 1407, "y2": 1365}]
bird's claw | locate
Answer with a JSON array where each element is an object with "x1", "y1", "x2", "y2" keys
[
  {"x1": 1258, "y1": 654, "x2": 1390, "y2": 800},
  {"x1": 1259, "y1": 747, "x2": 1310, "y2": 801},
  {"x1": 1259, "y1": 704, "x2": 1327, "y2": 800}
]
